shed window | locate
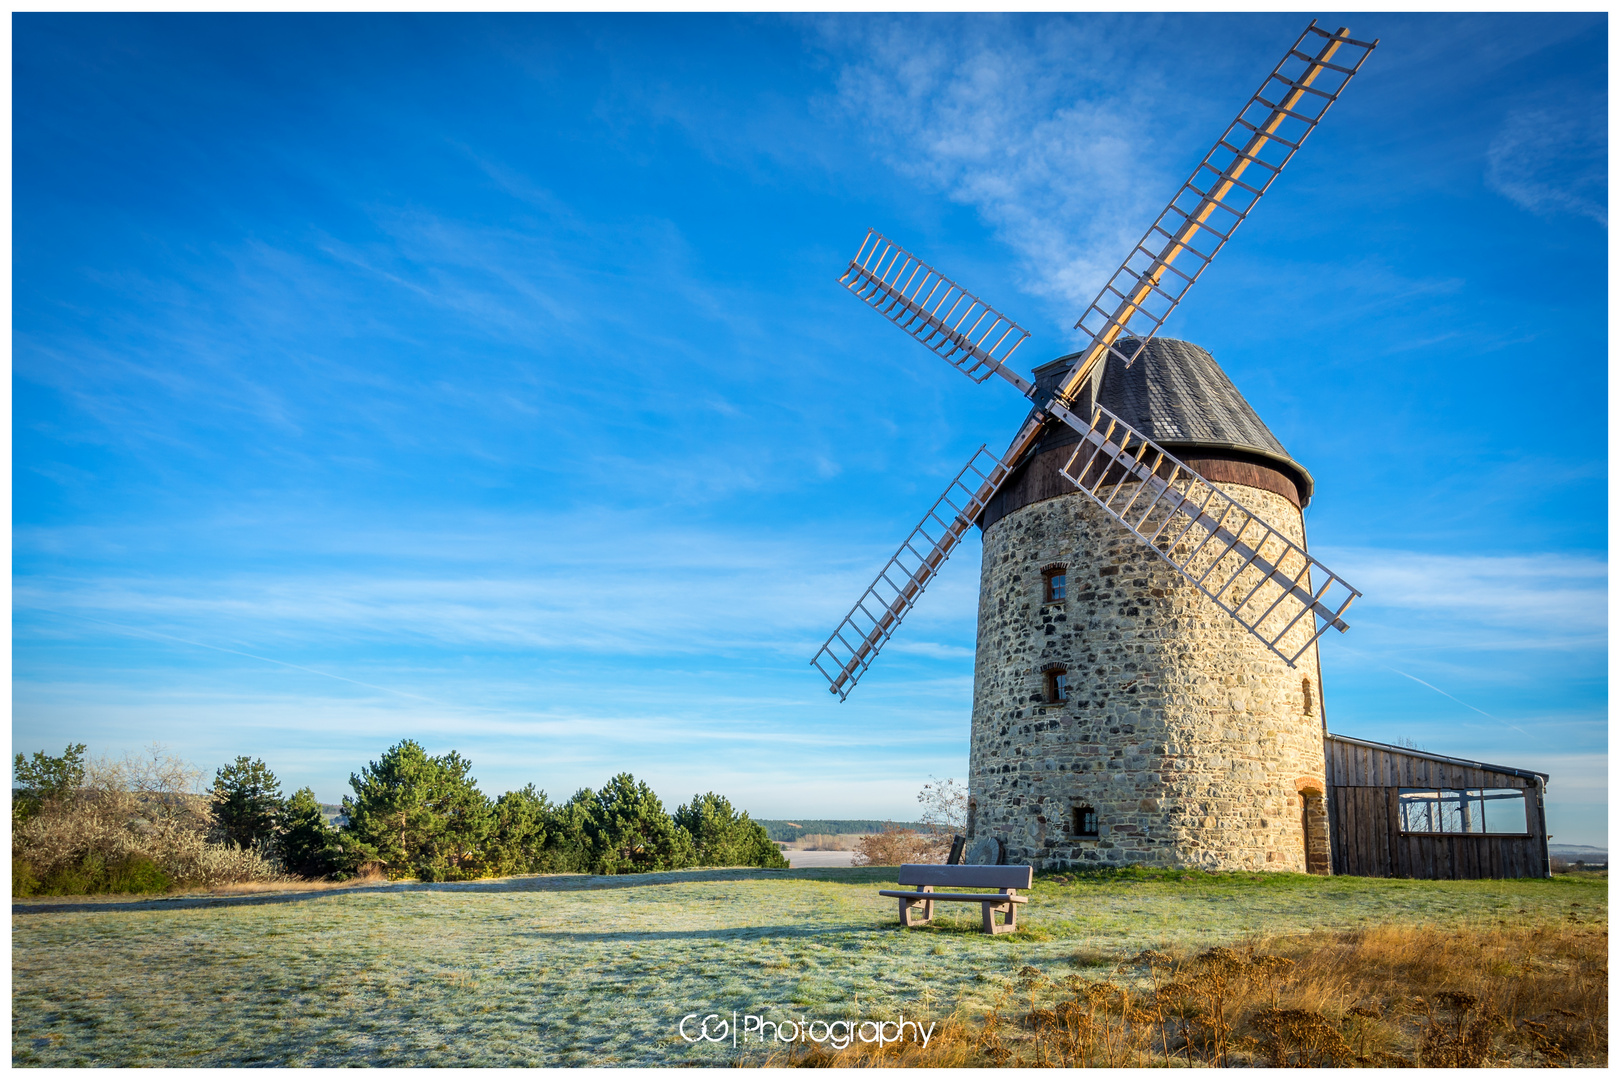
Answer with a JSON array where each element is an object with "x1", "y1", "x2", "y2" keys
[
  {"x1": 1072, "y1": 805, "x2": 1098, "y2": 837},
  {"x1": 1397, "y1": 788, "x2": 1528, "y2": 835},
  {"x1": 1045, "y1": 668, "x2": 1069, "y2": 703}
]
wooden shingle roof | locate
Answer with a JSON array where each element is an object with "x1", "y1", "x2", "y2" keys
[{"x1": 1032, "y1": 338, "x2": 1314, "y2": 504}]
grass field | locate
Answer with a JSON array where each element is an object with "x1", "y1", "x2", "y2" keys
[{"x1": 11, "y1": 867, "x2": 1607, "y2": 1067}]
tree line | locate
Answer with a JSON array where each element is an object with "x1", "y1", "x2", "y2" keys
[{"x1": 13, "y1": 739, "x2": 786, "y2": 895}]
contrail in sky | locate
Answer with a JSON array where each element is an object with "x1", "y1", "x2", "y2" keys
[
  {"x1": 1381, "y1": 665, "x2": 1533, "y2": 739},
  {"x1": 33, "y1": 608, "x2": 454, "y2": 707}
]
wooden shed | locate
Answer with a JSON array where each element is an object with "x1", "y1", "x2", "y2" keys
[{"x1": 1324, "y1": 733, "x2": 1550, "y2": 880}]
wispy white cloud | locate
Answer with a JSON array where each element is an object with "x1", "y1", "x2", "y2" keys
[
  {"x1": 1485, "y1": 96, "x2": 1607, "y2": 226},
  {"x1": 15, "y1": 509, "x2": 985, "y2": 661},
  {"x1": 886, "y1": 640, "x2": 975, "y2": 660},
  {"x1": 1318, "y1": 546, "x2": 1607, "y2": 637},
  {"x1": 820, "y1": 15, "x2": 1194, "y2": 319}
]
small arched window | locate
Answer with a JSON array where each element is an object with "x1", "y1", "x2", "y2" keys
[
  {"x1": 1072, "y1": 805, "x2": 1099, "y2": 837},
  {"x1": 1042, "y1": 663, "x2": 1069, "y2": 703},
  {"x1": 1302, "y1": 676, "x2": 1315, "y2": 717},
  {"x1": 1042, "y1": 564, "x2": 1068, "y2": 603}
]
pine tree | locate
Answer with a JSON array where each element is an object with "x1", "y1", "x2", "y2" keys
[
  {"x1": 674, "y1": 792, "x2": 789, "y2": 869},
  {"x1": 583, "y1": 773, "x2": 694, "y2": 874},
  {"x1": 211, "y1": 756, "x2": 284, "y2": 850},
  {"x1": 279, "y1": 787, "x2": 345, "y2": 879},
  {"x1": 487, "y1": 784, "x2": 551, "y2": 876},
  {"x1": 342, "y1": 740, "x2": 493, "y2": 881}
]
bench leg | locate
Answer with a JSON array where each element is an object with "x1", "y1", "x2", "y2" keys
[
  {"x1": 899, "y1": 897, "x2": 933, "y2": 928},
  {"x1": 981, "y1": 901, "x2": 1017, "y2": 935}
]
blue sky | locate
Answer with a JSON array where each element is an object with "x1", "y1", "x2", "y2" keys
[{"x1": 13, "y1": 13, "x2": 1608, "y2": 844}]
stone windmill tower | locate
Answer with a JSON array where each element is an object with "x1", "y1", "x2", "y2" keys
[
  {"x1": 810, "y1": 23, "x2": 1378, "y2": 871},
  {"x1": 969, "y1": 340, "x2": 1330, "y2": 872}
]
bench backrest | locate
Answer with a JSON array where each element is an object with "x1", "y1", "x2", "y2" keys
[{"x1": 897, "y1": 863, "x2": 1033, "y2": 889}]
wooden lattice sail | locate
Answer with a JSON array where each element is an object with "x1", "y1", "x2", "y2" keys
[{"x1": 811, "y1": 21, "x2": 1378, "y2": 698}]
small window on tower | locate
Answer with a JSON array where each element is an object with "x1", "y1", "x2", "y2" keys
[
  {"x1": 1302, "y1": 677, "x2": 1315, "y2": 717},
  {"x1": 1072, "y1": 805, "x2": 1099, "y2": 837},
  {"x1": 1044, "y1": 666, "x2": 1069, "y2": 703},
  {"x1": 1043, "y1": 566, "x2": 1067, "y2": 603}
]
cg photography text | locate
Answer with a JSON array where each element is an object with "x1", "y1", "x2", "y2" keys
[{"x1": 679, "y1": 1011, "x2": 937, "y2": 1050}]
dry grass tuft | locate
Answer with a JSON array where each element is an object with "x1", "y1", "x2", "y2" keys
[
  {"x1": 167, "y1": 868, "x2": 388, "y2": 898},
  {"x1": 756, "y1": 921, "x2": 1606, "y2": 1068}
]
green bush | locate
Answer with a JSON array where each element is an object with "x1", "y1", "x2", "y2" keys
[
  {"x1": 14, "y1": 852, "x2": 172, "y2": 897},
  {"x1": 100, "y1": 854, "x2": 172, "y2": 894},
  {"x1": 12, "y1": 858, "x2": 40, "y2": 897}
]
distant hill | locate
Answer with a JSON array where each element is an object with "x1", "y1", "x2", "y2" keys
[
  {"x1": 1549, "y1": 844, "x2": 1606, "y2": 861},
  {"x1": 754, "y1": 819, "x2": 921, "y2": 842}
]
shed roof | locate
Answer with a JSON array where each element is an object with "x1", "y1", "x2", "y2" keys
[{"x1": 1327, "y1": 732, "x2": 1549, "y2": 784}]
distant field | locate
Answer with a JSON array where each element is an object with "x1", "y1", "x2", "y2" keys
[
  {"x1": 756, "y1": 820, "x2": 916, "y2": 842},
  {"x1": 783, "y1": 849, "x2": 857, "y2": 868},
  {"x1": 11, "y1": 868, "x2": 1606, "y2": 1067}
]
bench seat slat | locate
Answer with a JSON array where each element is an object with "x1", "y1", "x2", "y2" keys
[{"x1": 879, "y1": 889, "x2": 1027, "y2": 904}]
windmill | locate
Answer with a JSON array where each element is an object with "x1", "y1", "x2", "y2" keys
[{"x1": 811, "y1": 22, "x2": 1377, "y2": 708}]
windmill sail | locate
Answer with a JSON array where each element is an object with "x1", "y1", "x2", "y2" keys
[
  {"x1": 1056, "y1": 22, "x2": 1377, "y2": 404},
  {"x1": 841, "y1": 230, "x2": 1035, "y2": 397},
  {"x1": 810, "y1": 21, "x2": 1377, "y2": 700},
  {"x1": 1049, "y1": 399, "x2": 1359, "y2": 665},
  {"x1": 811, "y1": 446, "x2": 1013, "y2": 699}
]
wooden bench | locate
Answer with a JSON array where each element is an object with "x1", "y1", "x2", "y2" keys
[{"x1": 878, "y1": 863, "x2": 1033, "y2": 935}]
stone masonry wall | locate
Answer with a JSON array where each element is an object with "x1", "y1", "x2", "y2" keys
[{"x1": 968, "y1": 480, "x2": 1328, "y2": 872}]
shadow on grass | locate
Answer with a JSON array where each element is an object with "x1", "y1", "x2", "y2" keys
[
  {"x1": 11, "y1": 865, "x2": 904, "y2": 916},
  {"x1": 521, "y1": 924, "x2": 888, "y2": 943},
  {"x1": 521, "y1": 914, "x2": 1055, "y2": 944}
]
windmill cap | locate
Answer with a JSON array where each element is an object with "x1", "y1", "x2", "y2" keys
[{"x1": 1034, "y1": 338, "x2": 1315, "y2": 506}]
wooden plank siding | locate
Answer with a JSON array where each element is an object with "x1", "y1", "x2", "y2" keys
[{"x1": 1324, "y1": 734, "x2": 1549, "y2": 880}]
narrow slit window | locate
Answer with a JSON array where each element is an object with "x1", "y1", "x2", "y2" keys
[
  {"x1": 1302, "y1": 676, "x2": 1314, "y2": 716},
  {"x1": 1072, "y1": 805, "x2": 1098, "y2": 837},
  {"x1": 1045, "y1": 668, "x2": 1069, "y2": 703}
]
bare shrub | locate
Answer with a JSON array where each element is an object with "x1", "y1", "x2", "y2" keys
[
  {"x1": 850, "y1": 826, "x2": 946, "y2": 867},
  {"x1": 155, "y1": 830, "x2": 288, "y2": 890},
  {"x1": 917, "y1": 776, "x2": 967, "y2": 847},
  {"x1": 14, "y1": 744, "x2": 289, "y2": 895},
  {"x1": 796, "y1": 833, "x2": 858, "y2": 851}
]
